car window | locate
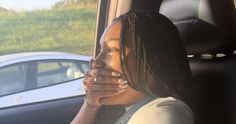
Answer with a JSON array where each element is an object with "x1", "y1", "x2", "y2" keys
[
  {"x1": 0, "y1": 64, "x2": 27, "y2": 96},
  {"x1": 37, "y1": 60, "x2": 86, "y2": 87},
  {"x1": 0, "y1": 0, "x2": 95, "y2": 108},
  {"x1": 0, "y1": 1, "x2": 96, "y2": 56},
  {"x1": 81, "y1": 62, "x2": 89, "y2": 73}
]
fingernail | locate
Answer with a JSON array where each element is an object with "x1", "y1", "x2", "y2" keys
[
  {"x1": 118, "y1": 79, "x2": 128, "y2": 84},
  {"x1": 118, "y1": 89, "x2": 126, "y2": 92},
  {"x1": 119, "y1": 84, "x2": 128, "y2": 89},
  {"x1": 112, "y1": 72, "x2": 121, "y2": 77}
]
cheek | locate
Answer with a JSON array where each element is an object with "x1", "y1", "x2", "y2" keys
[{"x1": 106, "y1": 53, "x2": 122, "y2": 72}]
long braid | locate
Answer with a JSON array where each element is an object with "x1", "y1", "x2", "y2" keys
[
  {"x1": 120, "y1": 11, "x2": 192, "y2": 99},
  {"x1": 120, "y1": 12, "x2": 151, "y2": 95}
]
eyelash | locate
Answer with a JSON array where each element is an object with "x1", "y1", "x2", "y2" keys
[{"x1": 108, "y1": 48, "x2": 120, "y2": 53}]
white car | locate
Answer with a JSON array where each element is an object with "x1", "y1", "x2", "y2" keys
[{"x1": 0, "y1": 52, "x2": 91, "y2": 108}]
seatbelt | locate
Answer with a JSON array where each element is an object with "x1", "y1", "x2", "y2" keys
[{"x1": 115, "y1": 96, "x2": 155, "y2": 124}]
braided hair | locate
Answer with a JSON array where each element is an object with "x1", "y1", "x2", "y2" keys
[{"x1": 119, "y1": 11, "x2": 192, "y2": 99}]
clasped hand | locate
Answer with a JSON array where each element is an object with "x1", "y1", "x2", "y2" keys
[{"x1": 83, "y1": 59, "x2": 128, "y2": 108}]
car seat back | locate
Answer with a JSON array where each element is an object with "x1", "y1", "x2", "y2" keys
[{"x1": 160, "y1": 0, "x2": 236, "y2": 124}]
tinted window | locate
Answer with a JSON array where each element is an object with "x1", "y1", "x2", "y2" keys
[
  {"x1": 37, "y1": 60, "x2": 87, "y2": 87},
  {"x1": 0, "y1": 64, "x2": 27, "y2": 96}
]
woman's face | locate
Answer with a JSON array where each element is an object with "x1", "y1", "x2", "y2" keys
[
  {"x1": 95, "y1": 20, "x2": 122, "y2": 73},
  {"x1": 93, "y1": 20, "x2": 145, "y2": 105}
]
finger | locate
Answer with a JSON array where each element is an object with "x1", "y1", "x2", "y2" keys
[
  {"x1": 86, "y1": 76, "x2": 128, "y2": 85},
  {"x1": 83, "y1": 76, "x2": 96, "y2": 85},
  {"x1": 83, "y1": 76, "x2": 97, "y2": 85},
  {"x1": 87, "y1": 84, "x2": 128, "y2": 91},
  {"x1": 92, "y1": 90, "x2": 126, "y2": 98},
  {"x1": 95, "y1": 76, "x2": 128, "y2": 85},
  {"x1": 87, "y1": 68, "x2": 121, "y2": 77},
  {"x1": 89, "y1": 59, "x2": 95, "y2": 70},
  {"x1": 84, "y1": 76, "x2": 128, "y2": 86}
]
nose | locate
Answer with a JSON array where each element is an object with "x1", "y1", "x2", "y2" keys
[{"x1": 92, "y1": 52, "x2": 106, "y2": 69}]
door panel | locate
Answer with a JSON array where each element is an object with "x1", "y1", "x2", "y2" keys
[
  {"x1": 0, "y1": 79, "x2": 85, "y2": 108},
  {"x1": 0, "y1": 96, "x2": 84, "y2": 124}
]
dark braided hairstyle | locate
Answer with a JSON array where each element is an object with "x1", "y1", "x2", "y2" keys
[
  {"x1": 95, "y1": 11, "x2": 193, "y2": 124},
  {"x1": 119, "y1": 11, "x2": 192, "y2": 100}
]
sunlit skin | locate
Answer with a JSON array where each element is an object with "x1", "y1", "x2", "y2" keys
[{"x1": 84, "y1": 20, "x2": 145, "y2": 107}]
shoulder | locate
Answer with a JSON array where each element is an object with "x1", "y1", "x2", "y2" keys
[{"x1": 127, "y1": 97, "x2": 194, "y2": 124}]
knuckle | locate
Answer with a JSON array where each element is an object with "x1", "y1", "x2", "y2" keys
[
  {"x1": 83, "y1": 79, "x2": 88, "y2": 85},
  {"x1": 89, "y1": 59, "x2": 94, "y2": 68},
  {"x1": 101, "y1": 69, "x2": 109, "y2": 76},
  {"x1": 85, "y1": 71, "x2": 90, "y2": 76},
  {"x1": 89, "y1": 59, "x2": 94, "y2": 64},
  {"x1": 97, "y1": 76, "x2": 102, "y2": 82},
  {"x1": 112, "y1": 78, "x2": 118, "y2": 84},
  {"x1": 101, "y1": 69, "x2": 108, "y2": 75},
  {"x1": 84, "y1": 77, "x2": 94, "y2": 85},
  {"x1": 103, "y1": 76, "x2": 111, "y2": 82},
  {"x1": 92, "y1": 69, "x2": 98, "y2": 76}
]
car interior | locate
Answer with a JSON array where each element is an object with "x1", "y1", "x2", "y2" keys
[
  {"x1": 0, "y1": 0, "x2": 235, "y2": 124},
  {"x1": 95, "y1": 0, "x2": 236, "y2": 124}
]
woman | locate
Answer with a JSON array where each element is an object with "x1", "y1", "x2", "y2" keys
[{"x1": 71, "y1": 11, "x2": 194, "y2": 124}]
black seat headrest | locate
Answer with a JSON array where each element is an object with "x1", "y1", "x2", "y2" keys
[
  {"x1": 170, "y1": 17, "x2": 223, "y2": 55},
  {"x1": 160, "y1": 0, "x2": 236, "y2": 55}
]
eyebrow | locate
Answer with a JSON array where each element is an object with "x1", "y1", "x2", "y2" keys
[{"x1": 105, "y1": 38, "x2": 120, "y2": 43}]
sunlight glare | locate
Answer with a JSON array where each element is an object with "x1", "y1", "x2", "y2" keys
[{"x1": 0, "y1": 0, "x2": 61, "y2": 11}]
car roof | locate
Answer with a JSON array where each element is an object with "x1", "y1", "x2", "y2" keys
[{"x1": 0, "y1": 52, "x2": 92, "y2": 67}]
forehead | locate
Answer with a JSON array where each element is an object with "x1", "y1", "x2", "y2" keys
[{"x1": 102, "y1": 20, "x2": 121, "y2": 42}]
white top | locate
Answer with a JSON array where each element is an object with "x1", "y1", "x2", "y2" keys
[{"x1": 127, "y1": 97, "x2": 194, "y2": 124}]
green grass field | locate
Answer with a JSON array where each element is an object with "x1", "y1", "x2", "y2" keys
[{"x1": 0, "y1": 3, "x2": 96, "y2": 56}]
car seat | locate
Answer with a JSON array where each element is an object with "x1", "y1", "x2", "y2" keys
[{"x1": 160, "y1": 0, "x2": 236, "y2": 124}]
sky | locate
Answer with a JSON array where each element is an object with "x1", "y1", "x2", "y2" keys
[{"x1": 0, "y1": 0, "x2": 61, "y2": 11}]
